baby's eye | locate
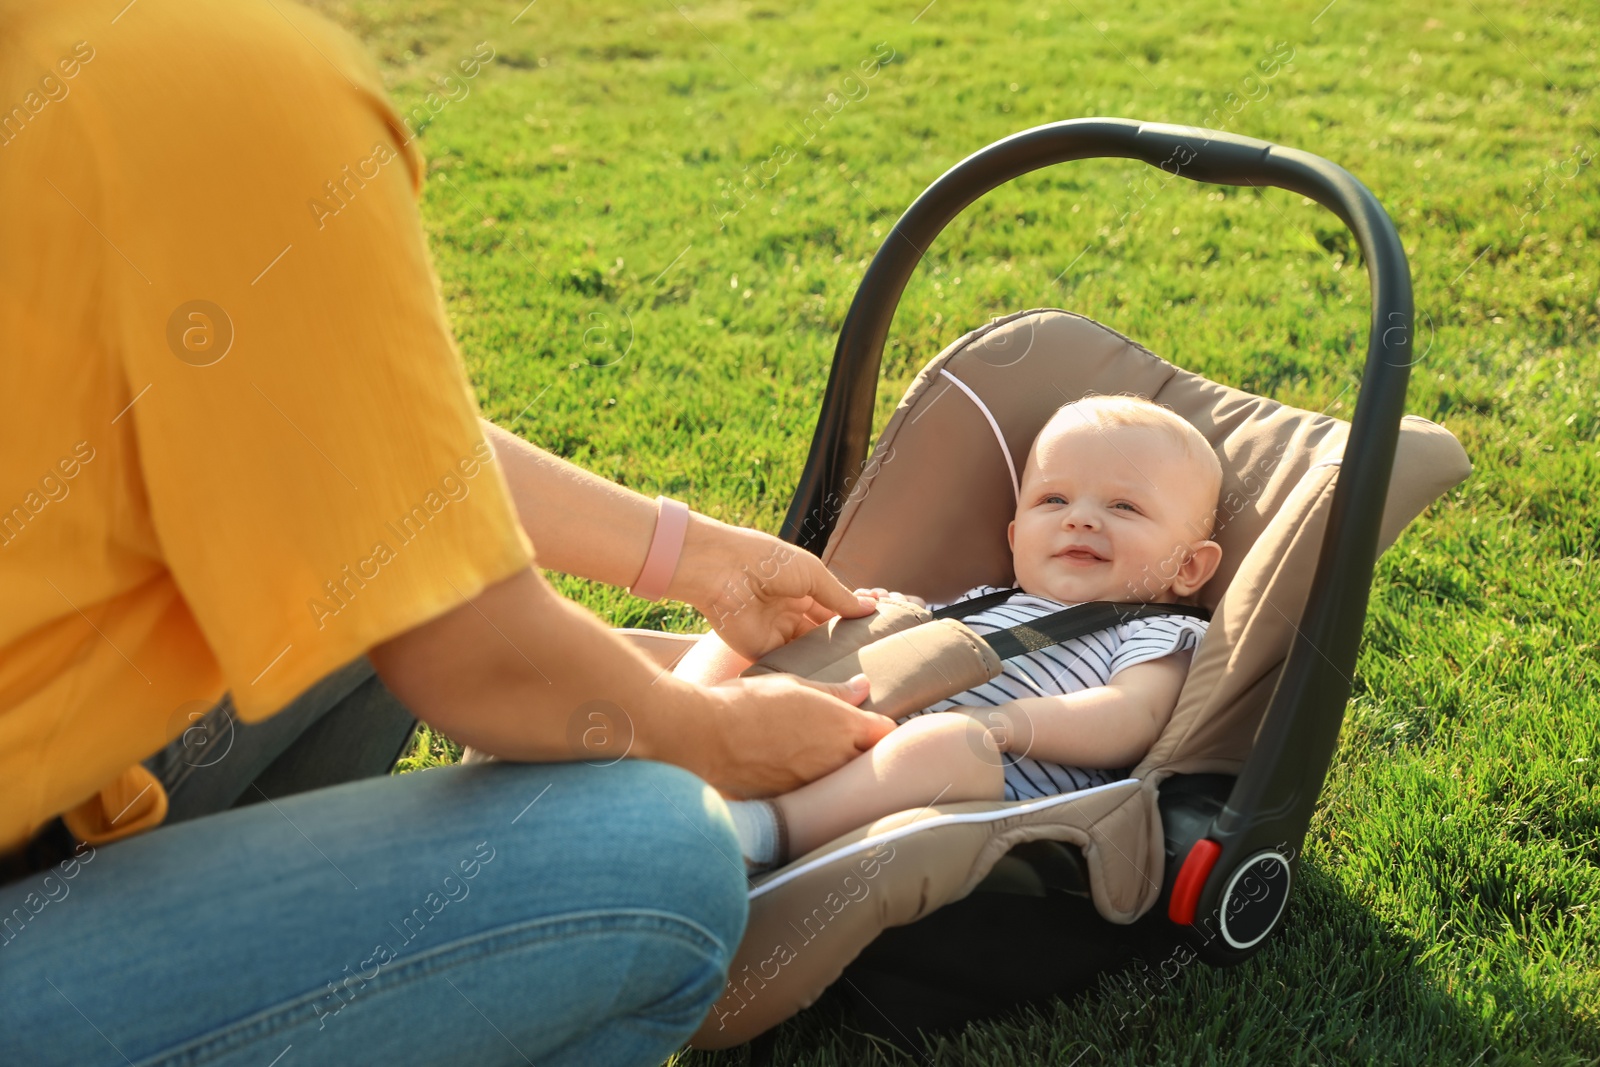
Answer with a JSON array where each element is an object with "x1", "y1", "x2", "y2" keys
[
  {"x1": 1113, "y1": 502, "x2": 1138, "y2": 512},
  {"x1": 1043, "y1": 494, "x2": 1066, "y2": 505}
]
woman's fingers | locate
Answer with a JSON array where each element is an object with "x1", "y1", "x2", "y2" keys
[
  {"x1": 797, "y1": 554, "x2": 875, "y2": 619},
  {"x1": 786, "y1": 672, "x2": 872, "y2": 706},
  {"x1": 784, "y1": 674, "x2": 897, "y2": 751},
  {"x1": 854, "y1": 588, "x2": 925, "y2": 607},
  {"x1": 802, "y1": 601, "x2": 834, "y2": 627},
  {"x1": 704, "y1": 673, "x2": 896, "y2": 796}
]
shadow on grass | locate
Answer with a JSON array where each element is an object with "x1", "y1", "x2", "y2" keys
[{"x1": 672, "y1": 858, "x2": 1598, "y2": 1066}]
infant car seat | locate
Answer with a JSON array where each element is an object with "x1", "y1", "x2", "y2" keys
[{"x1": 603, "y1": 118, "x2": 1471, "y2": 1051}]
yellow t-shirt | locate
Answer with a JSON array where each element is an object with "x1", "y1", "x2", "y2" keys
[{"x1": 0, "y1": 0, "x2": 535, "y2": 854}]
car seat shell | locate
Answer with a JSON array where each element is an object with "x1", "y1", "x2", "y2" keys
[
  {"x1": 679, "y1": 307, "x2": 1468, "y2": 1048},
  {"x1": 605, "y1": 117, "x2": 1475, "y2": 1048}
]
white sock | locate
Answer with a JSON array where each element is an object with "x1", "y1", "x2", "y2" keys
[{"x1": 726, "y1": 799, "x2": 787, "y2": 874}]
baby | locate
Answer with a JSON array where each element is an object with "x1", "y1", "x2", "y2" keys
[{"x1": 677, "y1": 394, "x2": 1224, "y2": 874}]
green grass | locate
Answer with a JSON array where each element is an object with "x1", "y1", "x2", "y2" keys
[{"x1": 306, "y1": 0, "x2": 1600, "y2": 1060}]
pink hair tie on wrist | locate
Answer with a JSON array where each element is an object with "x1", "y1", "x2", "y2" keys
[{"x1": 630, "y1": 496, "x2": 689, "y2": 601}]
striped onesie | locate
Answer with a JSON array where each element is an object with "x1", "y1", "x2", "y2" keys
[{"x1": 900, "y1": 584, "x2": 1209, "y2": 801}]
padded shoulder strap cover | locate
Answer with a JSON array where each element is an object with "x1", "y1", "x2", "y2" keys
[
  {"x1": 744, "y1": 601, "x2": 1002, "y2": 720},
  {"x1": 741, "y1": 598, "x2": 931, "y2": 678}
]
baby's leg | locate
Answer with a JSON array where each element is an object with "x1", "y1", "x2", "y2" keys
[
  {"x1": 774, "y1": 712, "x2": 1006, "y2": 858},
  {"x1": 671, "y1": 630, "x2": 754, "y2": 686}
]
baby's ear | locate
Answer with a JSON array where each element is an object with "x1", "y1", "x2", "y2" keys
[
  {"x1": 1173, "y1": 539, "x2": 1223, "y2": 598},
  {"x1": 1006, "y1": 520, "x2": 1016, "y2": 552}
]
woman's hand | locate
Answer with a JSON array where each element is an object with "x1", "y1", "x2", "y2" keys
[
  {"x1": 694, "y1": 673, "x2": 897, "y2": 798},
  {"x1": 666, "y1": 513, "x2": 877, "y2": 662},
  {"x1": 480, "y1": 425, "x2": 875, "y2": 659},
  {"x1": 372, "y1": 566, "x2": 896, "y2": 797}
]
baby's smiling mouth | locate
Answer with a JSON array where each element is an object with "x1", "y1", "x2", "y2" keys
[{"x1": 1055, "y1": 546, "x2": 1108, "y2": 563}]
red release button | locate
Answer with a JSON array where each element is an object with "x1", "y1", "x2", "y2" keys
[{"x1": 1168, "y1": 838, "x2": 1222, "y2": 925}]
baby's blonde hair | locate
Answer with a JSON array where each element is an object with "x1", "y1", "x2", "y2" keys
[{"x1": 1039, "y1": 393, "x2": 1224, "y2": 538}]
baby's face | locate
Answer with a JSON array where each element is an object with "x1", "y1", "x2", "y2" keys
[{"x1": 1008, "y1": 419, "x2": 1221, "y2": 605}]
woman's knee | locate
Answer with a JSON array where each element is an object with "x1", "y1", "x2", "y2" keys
[
  {"x1": 529, "y1": 761, "x2": 747, "y2": 1061},
  {"x1": 570, "y1": 760, "x2": 748, "y2": 955},
  {"x1": 386, "y1": 758, "x2": 750, "y2": 964}
]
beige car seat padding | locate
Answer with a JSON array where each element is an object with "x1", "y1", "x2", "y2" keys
[
  {"x1": 739, "y1": 598, "x2": 931, "y2": 678},
  {"x1": 821, "y1": 309, "x2": 1462, "y2": 611},
  {"x1": 745, "y1": 605, "x2": 1003, "y2": 721},
  {"x1": 689, "y1": 778, "x2": 1147, "y2": 1049},
  {"x1": 679, "y1": 308, "x2": 1469, "y2": 1047}
]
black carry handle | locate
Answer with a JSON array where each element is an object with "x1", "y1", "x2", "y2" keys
[{"x1": 781, "y1": 118, "x2": 1414, "y2": 936}]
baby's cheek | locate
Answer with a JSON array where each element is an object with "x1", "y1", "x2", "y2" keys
[{"x1": 1011, "y1": 533, "x2": 1042, "y2": 568}]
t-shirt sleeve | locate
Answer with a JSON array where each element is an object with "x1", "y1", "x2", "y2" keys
[
  {"x1": 76, "y1": 4, "x2": 534, "y2": 720},
  {"x1": 1108, "y1": 616, "x2": 1210, "y2": 678}
]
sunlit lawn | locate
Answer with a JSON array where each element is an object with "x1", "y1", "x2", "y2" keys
[{"x1": 305, "y1": 0, "x2": 1600, "y2": 1061}]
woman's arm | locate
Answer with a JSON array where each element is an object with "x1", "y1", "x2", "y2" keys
[
  {"x1": 479, "y1": 418, "x2": 671, "y2": 592},
  {"x1": 480, "y1": 418, "x2": 875, "y2": 660},
  {"x1": 962, "y1": 651, "x2": 1193, "y2": 768},
  {"x1": 368, "y1": 564, "x2": 896, "y2": 798}
]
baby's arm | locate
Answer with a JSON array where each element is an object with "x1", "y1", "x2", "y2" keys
[{"x1": 964, "y1": 650, "x2": 1193, "y2": 768}]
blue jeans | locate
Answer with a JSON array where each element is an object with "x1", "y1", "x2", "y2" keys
[{"x1": 1, "y1": 660, "x2": 749, "y2": 1066}]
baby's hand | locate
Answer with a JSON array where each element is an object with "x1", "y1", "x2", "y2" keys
[{"x1": 853, "y1": 587, "x2": 928, "y2": 609}]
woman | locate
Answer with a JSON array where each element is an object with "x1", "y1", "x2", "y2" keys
[{"x1": 0, "y1": 2, "x2": 894, "y2": 1064}]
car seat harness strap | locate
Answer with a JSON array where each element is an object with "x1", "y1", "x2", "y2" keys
[
  {"x1": 984, "y1": 602, "x2": 1211, "y2": 660},
  {"x1": 930, "y1": 587, "x2": 1024, "y2": 619},
  {"x1": 745, "y1": 591, "x2": 1209, "y2": 721},
  {"x1": 933, "y1": 587, "x2": 1211, "y2": 660}
]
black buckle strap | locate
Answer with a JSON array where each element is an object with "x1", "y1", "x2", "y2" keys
[
  {"x1": 930, "y1": 587, "x2": 1027, "y2": 620},
  {"x1": 931, "y1": 587, "x2": 1210, "y2": 661}
]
